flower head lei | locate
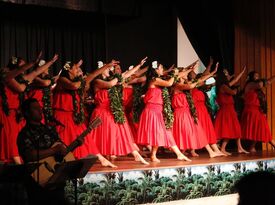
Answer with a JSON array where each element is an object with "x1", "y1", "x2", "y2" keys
[
  {"x1": 38, "y1": 59, "x2": 46, "y2": 67},
  {"x1": 97, "y1": 61, "x2": 104, "y2": 69},
  {"x1": 11, "y1": 56, "x2": 18, "y2": 65},
  {"x1": 64, "y1": 61, "x2": 72, "y2": 70},
  {"x1": 152, "y1": 61, "x2": 158, "y2": 69}
]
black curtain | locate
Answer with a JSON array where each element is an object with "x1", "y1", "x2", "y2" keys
[
  {"x1": 176, "y1": 0, "x2": 234, "y2": 72},
  {"x1": 0, "y1": 3, "x2": 106, "y2": 73},
  {"x1": 0, "y1": 1, "x2": 178, "y2": 72},
  {"x1": 106, "y1": 0, "x2": 177, "y2": 69},
  {"x1": 1, "y1": 0, "x2": 233, "y2": 73}
]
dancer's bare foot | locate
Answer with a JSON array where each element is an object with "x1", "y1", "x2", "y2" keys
[
  {"x1": 100, "y1": 158, "x2": 117, "y2": 168},
  {"x1": 150, "y1": 156, "x2": 160, "y2": 163},
  {"x1": 177, "y1": 153, "x2": 192, "y2": 162},
  {"x1": 215, "y1": 151, "x2": 227, "y2": 156},
  {"x1": 135, "y1": 155, "x2": 149, "y2": 165},
  {"x1": 209, "y1": 152, "x2": 219, "y2": 158},
  {"x1": 249, "y1": 148, "x2": 257, "y2": 153},
  {"x1": 190, "y1": 150, "x2": 199, "y2": 157},
  {"x1": 221, "y1": 150, "x2": 232, "y2": 156},
  {"x1": 238, "y1": 149, "x2": 249, "y2": 154}
]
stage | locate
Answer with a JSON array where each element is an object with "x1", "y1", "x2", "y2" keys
[
  {"x1": 89, "y1": 150, "x2": 275, "y2": 174},
  {"x1": 64, "y1": 150, "x2": 275, "y2": 204}
]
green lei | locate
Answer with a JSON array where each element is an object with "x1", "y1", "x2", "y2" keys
[
  {"x1": 162, "y1": 87, "x2": 174, "y2": 129},
  {"x1": 0, "y1": 70, "x2": 9, "y2": 116},
  {"x1": 184, "y1": 90, "x2": 198, "y2": 124},
  {"x1": 41, "y1": 75, "x2": 55, "y2": 123},
  {"x1": 132, "y1": 84, "x2": 144, "y2": 123},
  {"x1": 71, "y1": 77, "x2": 86, "y2": 124},
  {"x1": 109, "y1": 84, "x2": 125, "y2": 123},
  {"x1": 106, "y1": 73, "x2": 125, "y2": 124}
]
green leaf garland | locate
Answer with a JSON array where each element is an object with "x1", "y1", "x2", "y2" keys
[
  {"x1": 162, "y1": 87, "x2": 174, "y2": 129},
  {"x1": 71, "y1": 77, "x2": 86, "y2": 124},
  {"x1": 184, "y1": 90, "x2": 198, "y2": 124}
]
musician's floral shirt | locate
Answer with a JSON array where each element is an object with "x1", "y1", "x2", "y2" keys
[{"x1": 17, "y1": 123, "x2": 61, "y2": 163}]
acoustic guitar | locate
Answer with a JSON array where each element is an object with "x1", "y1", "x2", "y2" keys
[{"x1": 30, "y1": 117, "x2": 101, "y2": 186}]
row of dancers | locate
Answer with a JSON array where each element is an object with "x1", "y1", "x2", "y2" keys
[{"x1": 0, "y1": 53, "x2": 275, "y2": 167}]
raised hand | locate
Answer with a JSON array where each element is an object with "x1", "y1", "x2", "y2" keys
[
  {"x1": 213, "y1": 62, "x2": 219, "y2": 73},
  {"x1": 51, "y1": 54, "x2": 59, "y2": 63},
  {"x1": 139, "y1": 57, "x2": 148, "y2": 66},
  {"x1": 35, "y1": 50, "x2": 43, "y2": 64},
  {"x1": 77, "y1": 59, "x2": 83, "y2": 67}
]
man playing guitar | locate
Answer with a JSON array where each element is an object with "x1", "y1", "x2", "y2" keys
[{"x1": 17, "y1": 98, "x2": 83, "y2": 205}]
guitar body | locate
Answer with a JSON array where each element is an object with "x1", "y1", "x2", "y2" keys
[
  {"x1": 29, "y1": 117, "x2": 102, "y2": 187},
  {"x1": 31, "y1": 142, "x2": 75, "y2": 187}
]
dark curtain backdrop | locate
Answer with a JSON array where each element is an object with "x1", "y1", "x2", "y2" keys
[
  {"x1": 0, "y1": 1, "x2": 177, "y2": 72},
  {"x1": 0, "y1": 0, "x2": 234, "y2": 73},
  {"x1": 0, "y1": 3, "x2": 106, "y2": 73},
  {"x1": 106, "y1": 0, "x2": 177, "y2": 69},
  {"x1": 176, "y1": 0, "x2": 234, "y2": 71}
]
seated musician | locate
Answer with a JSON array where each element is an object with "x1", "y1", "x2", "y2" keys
[{"x1": 17, "y1": 98, "x2": 76, "y2": 205}]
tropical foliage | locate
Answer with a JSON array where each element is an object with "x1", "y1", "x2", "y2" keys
[{"x1": 65, "y1": 160, "x2": 275, "y2": 205}]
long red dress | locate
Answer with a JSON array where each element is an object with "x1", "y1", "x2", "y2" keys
[
  {"x1": 214, "y1": 92, "x2": 241, "y2": 139},
  {"x1": 192, "y1": 88, "x2": 217, "y2": 144},
  {"x1": 123, "y1": 87, "x2": 138, "y2": 141},
  {"x1": 0, "y1": 86, "x2": 24, "y2": 162},
  {"x1": 28, "y1": 88, "x2": 46, "y2": 123},
  {"x1": 172, "y1": 92, "x2": 208, "y2": 150},
  {"x1": 136, "y1": 88, "x2": 176, "y2": 147},
  {"x1": 90, "y1": 89, "x2": 136, "y2": 155},
  {"x1": 53, "y1": 90, "x2": 99, "y2": 158},
  {"x1": 241, "y1": 90, "x2": 272, "y2": 142}
]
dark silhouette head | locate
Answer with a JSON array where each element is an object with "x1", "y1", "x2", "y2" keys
[
  {"x1": 235, "y1": 171, "x2": 275, "y2": 205},
  {"x1": 21, "y1": 98, "x2": 43, "y2": 122}
]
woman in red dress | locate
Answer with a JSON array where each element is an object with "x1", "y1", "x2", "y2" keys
[
  {"x1": 214, "y1": 68, "x2": 248, "y2": 155},
  {"x1": 53, "y1": 60, "x2": 116, "y2": 167},
  {"x1": 121, "y1": 58, "x2": 148, "y2": 142},
  {"x1": 172, "y1": 63, "x2": 219, "y2": 158},
  {"x1": 0, "y1": 54, "x2": 57, "y2": 164},
  {"x1": 27, "y1": 60, "x2": 60, "y2": 124},
  {"x1": 136, "y1": 61, "x2": 190, "y2": 162},
  {"x1": 189, "y1": 62, "x2": 224, "y2": 156},
  {"x1": 90, "y1": 62, "x2": 149, "y2": 165},
  {"x1": 241, "y1": 71, "x2": 275, "y2": 152}
]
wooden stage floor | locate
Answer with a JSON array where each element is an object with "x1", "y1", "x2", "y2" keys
[{"x1": 89, "y1": 150, "x2": 275, "y2": 174}]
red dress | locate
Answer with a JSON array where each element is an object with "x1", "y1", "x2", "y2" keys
[
  {"x1": 53, "y1": 90, "x2": 99, "y2": 158},
  {"x1": 0, "y1": 86, "x2": 24, "y2": 162},
  {"x1": 136, "y1": 88, "x2": 176, "y2": 147},
  {"x1": 28, "y1": 88, "x2": 46, "y2": 123},
  {"x1": 90, "y1": 89, "x2": 136, "y2": 155},
  {"x1": 123, "y1": 87, "x2": 137, "y2": 141},
  {"x1": 214, "y1": 92, "x2": 241, "y2": 139},
  {"x1": 172, "y1": 92, "x2": 208, "y2": 150},
  {"x1": 241, "y1": 90, "x2": 272, "y2": 142},
  {"x1": 192, "y1": 88, "x2": 217, "y2": 144}
]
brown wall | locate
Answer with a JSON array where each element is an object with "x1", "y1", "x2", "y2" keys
[{"x1": 234, "y1": 0, "x2": 275, "y2": 149}]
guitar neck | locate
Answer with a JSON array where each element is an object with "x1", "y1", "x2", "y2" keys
[{"x1": 66, "y1": 127, "x2": 92, "y2": 154}]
